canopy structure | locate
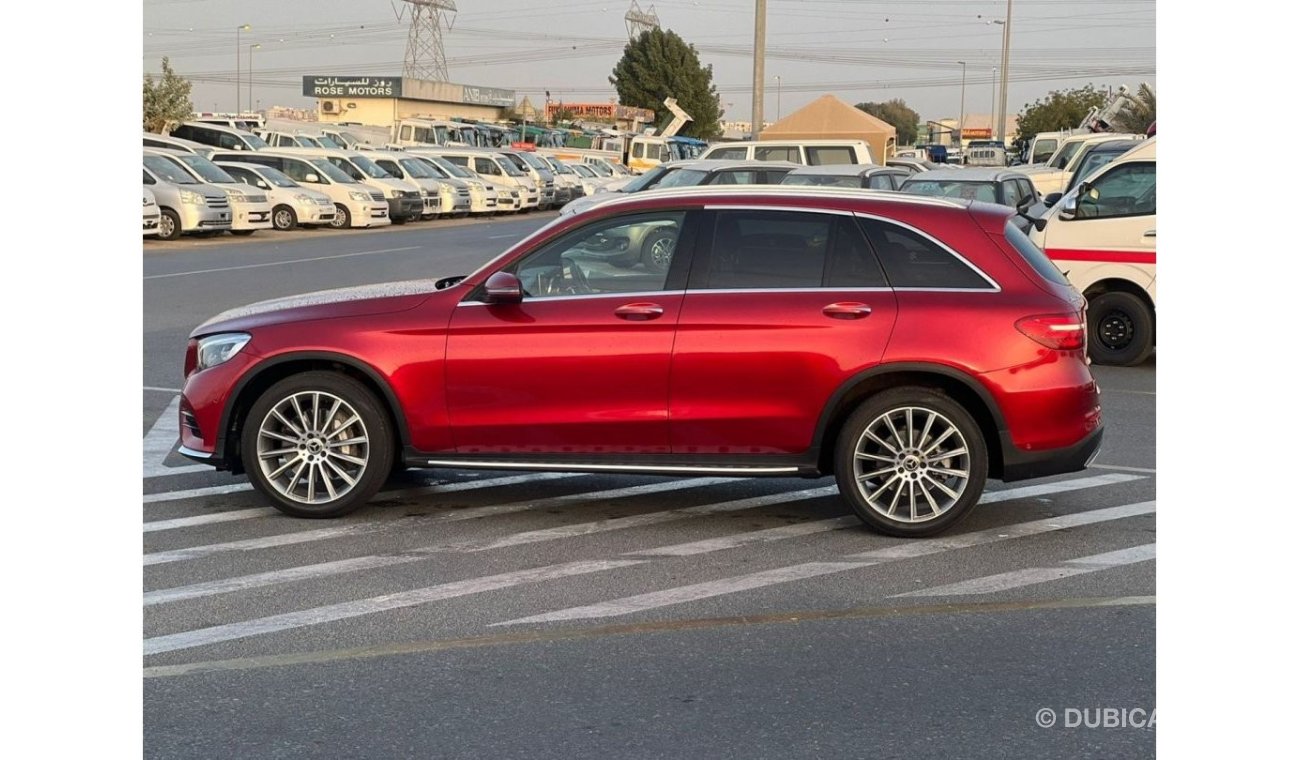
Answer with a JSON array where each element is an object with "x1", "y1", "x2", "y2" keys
[{"x1": 760, "y1": 94, "x2": 898, "y2": 161}]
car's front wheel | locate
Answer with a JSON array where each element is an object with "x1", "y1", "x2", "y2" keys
[
  {"x1": 240, "y1": 371, "x2": 393, "y2": 518},
  {"x1": 330, "y1": 204, "x2": 351, "y2": 229},
  {"x1": 272, "y1": 205, "x2": 298, "y2": 231},
  {"x1": 835, "y1": 388, "x2": 988, "y2": 537}
]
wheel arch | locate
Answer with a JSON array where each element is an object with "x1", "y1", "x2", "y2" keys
[
  {"x1": 1082, "y1": 278, "x2": 1156, "y2": 338},
  {"x1": 814, "y1": 363, "x2": 1008, "y2": 480},
  {"x1": 217, "y1": 351, "x2": 410, "y2": 475}
]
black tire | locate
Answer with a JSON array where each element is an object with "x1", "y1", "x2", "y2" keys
[
  {"x1": 158, "y1": 209, "x2": 182, "y2": 241},
  {"x1": 640, "y1": 228, "x2": 677, "y2": 273},
  {"x1": 1087, "y1": 291, "x2": 1154, "y2": 366},
  {"x1": 392, "y1": 212, "x2": 408, "y2": 225},
  {"x1": 272, "y1": 205, "x2": 298, "y2": 231},
  {"x1": 834, "y1": 388, "x2": 988, "y2": 538},
  {"x1": 240, "y1": 371, "x2": 394, "y2": 519},
  {"x1": 231, "y1": 229, "x2": 256, "y2": 237},
  {"x1": 330, "y1": 204, "x2": 351, "y2": 229}
]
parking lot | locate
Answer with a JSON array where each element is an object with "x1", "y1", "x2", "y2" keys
[{"x1": 142, "y1": 217, "x2": 1155, "y2": 758}]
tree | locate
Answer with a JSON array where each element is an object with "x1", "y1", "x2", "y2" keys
[
  {"x1": 854, "y1": 99, "x2": 919, "y2": 146},
  {"x1": 609, "y1": 28, "x2": 722, "y2": 140},
  {"x1": 1014, "y1": 84, "x2": 1108, "y2": 142},
  {"x1": 143, "y1": 57, "x2": 193, "y2": 133},
  {"x1": 1109, "y1": 83, "x2": 1155, "y2": 134}
]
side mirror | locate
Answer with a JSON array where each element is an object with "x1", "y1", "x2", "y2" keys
[
  {"x1": 1044, "y1": 192, "x2": 1062, "y2": 207},
  {"x1": 257, "y1": 180, "x2": 269, "y2": 189},
  {"x1": 1060, "y1": 194, "x2": 1079, "y2": 221},
  {"x1": 483, "y1": 271, "x2": 523, "y2": 304},
  {"x1": 305, "y1": 173, "x2": 320, "y2": 183}
]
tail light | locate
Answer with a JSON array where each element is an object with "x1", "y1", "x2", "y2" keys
[{"x1": 1016, "y1": 314, "x2": 1086, "y2": 351}]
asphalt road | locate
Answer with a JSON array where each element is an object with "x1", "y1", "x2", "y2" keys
[{"x1": 143, "y1": 219, "x2": 1156, "y2": 759}]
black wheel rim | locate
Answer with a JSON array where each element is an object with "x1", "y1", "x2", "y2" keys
[{"x1": 1097, "y1": 310, "x2": 1135, "y2": 351}]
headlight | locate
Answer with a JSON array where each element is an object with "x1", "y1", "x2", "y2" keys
[
  {"x1": 348, "y1": 191, "x2": 371, "y2": 201},
  {"x1": 419, "y1": 188, "x2": 429, "y2": 197},
  {"x1": 194, "y1": 333, "x2": 251, "y2": 373},
  {"x1": 226, "y1": 190, "x2": 247, "y2": 203},
  {"x1": 179, "y1": 189, "x2": 205, "y2": 205},
  {"x1": 294, "y1": 193, "x2": 316, "y2": 203}
]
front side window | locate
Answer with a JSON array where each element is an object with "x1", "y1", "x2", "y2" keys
[
  {"x1": 858, "y1": 219, "x2": 993, "y2": 290},
  {"x1": 349, "y1": 155, "x2": 392, "y2": 179},
  {"x1": 309, "y1": 158, "x2": 358, "y2": 184},
  {"x1": 1051, "y1": 140, "x2": 1085, "y2": 170},
  {"x1": 1075, "y1": 161, "x2": 1155, "y2": 219},
  {"x1": 806, "y1": 146, "x2": 855, "y2": 166},
  {"x1": 327, "y1": 157, "x2": 367, "y2": 181},
  {"x1": 632, "y1": 143, "x2": 645, "y2": 159},
  {"x1": 709, "y1": 170, "x2": 758, "y2": 186},
  {"x1": 507, "y1": 211, "x2": 686, "y2": 298},
  {"x1": 143, "y1": 155, "x2": 198, "y2": 184},
  {"x1": 473, "y1": 157, "x2": 500, "y2": 175},
  {"x1": 704, "y1": 210, "x2": 833, "y2": 289},
  {"x1": 655, "y1": 169, "x2": 709, "y2": 188}
]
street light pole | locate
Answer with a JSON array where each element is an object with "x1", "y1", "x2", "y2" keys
[
  {"x1": 997, "y1": 0, "x2": 1013, "y2": 143},
  {"x1": 248, "y1": 43, "x2": 261, "y2": 116},
  {"x1": 775, "y1": 75, "x2": 782, "y2": 120},
  {"x1": 990, "y1": 66, "x2": 998, "y2": 141},
  {"x1": 957, "y1": 60, "x2": 966, "y2": 151},
  {"x1": 235, "y1": 24, "x2": 250, "y2": 113},
  {"x1": 751, "y1": 0, "x2": 767, "y2": 139}
]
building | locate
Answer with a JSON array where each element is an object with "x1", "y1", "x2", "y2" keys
[
  {"x1": 304, "y1": 75, "x2": 515, "y2": 128},
  {"x1": 925, "y1": 115, "x2": 1021, "y2": 147}
]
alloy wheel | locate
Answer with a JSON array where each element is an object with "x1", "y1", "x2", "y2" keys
[
  {"x1": 255, "y1": 391, "x2": 370, "y2": 505},
  {"x1": 852, "y1": 406, "x2": 971, "y2": 523}
]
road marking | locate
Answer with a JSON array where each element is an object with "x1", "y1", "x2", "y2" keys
[
  {"x1": 424, "y1": 477, "x2": 740, "y2": 524},
  {"x1": 976, "y1": 472, "x2": 1143, "y2": 502},
  {"x1": 144, "y1": 554, "x2": 428, "y2": 606},
  {"x1": 144, "y1": 559, "x2": 647, "y2": 655},
  {"x1": 142, "y1": 396, "x2": 210, "y2": 478},
  {"x1": 496, "y1": 562, "x2": 871, "y2": 626},
  {"x1": 1090, "y1": 464, "x2": 1158, "y2": 474},
  {"x1": 144, "y1": 508, "x2": 278, "y2": 533},
  {"x1": 1106, "y1": 389, "x2": 1156, "y2": 396},
  {"x1": 894, "y1": 543, "x2": 1156, "y2": 597},
  {"x1": 144, "y1": 525, "x2": 378, "y2": 566},
  {"x1": 486, "y1": 233, "x2": 517, "y2": 239},
  {"x1": 495, "y1": 499, "x2": 1156, "y2": 626},
  {"x1": 143, "y1": 471, "x2": 580, "y2": 506},
  {"x1": 144, "y1": 483, "x2": 253, "y2": 504},
  {"x1": 144, "y1": 386, "x2": 182, "y2": 393},
  {"x1": 143, "y1": 246, "x2": 423, "y2": 280}
]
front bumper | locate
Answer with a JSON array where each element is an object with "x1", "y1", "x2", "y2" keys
[
  {"x1": 388, "y1": 196, "x2": 423, "y2": 220},
  {"x1": 179, "y1": 204, "x2": 232, "y2": 231},
  {"x1": 143, "y1": 211, "x2": 161, "y2": 235},
  {"x1": 231, "y1": 203, "x2": 273, "y2": 230},
  {"x1": 295, "y1": 200, "x2": 337, "y2": 225}
]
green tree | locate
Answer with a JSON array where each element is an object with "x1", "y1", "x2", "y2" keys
[
  {"x1": 609, "y1": 28, "x2": 722, "y2": 139},
  {"x1": 854, "y1": 99, "x2": 919, "y2": 146},
  {"x1": 1014, "y1": 84, "x2": 1108, "y2": 142},
  {"x1": 143, "y1": 57, "x2": 193, "y2": 133},
  {"x1": 1109, "y1": 83, "x2": 1155, "y2": 134}
]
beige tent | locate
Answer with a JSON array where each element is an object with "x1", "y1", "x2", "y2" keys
[{"x1": 759, "y1": 94, "x2": 897, "y2": 162}]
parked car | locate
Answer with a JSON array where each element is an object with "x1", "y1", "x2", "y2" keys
[
  {"x1": 536, "y1": 155, "x2": 586, "y2": 204},
  {"x1": 209, "y1": 150, "x2": 391, "y2": 230},
  {"x1": 1029, "y1": 138, "x2": 1156, "y2": 366},
  {"x1": 699, "y1": 139, "x2": 874, "y2": 166},
  {"x1": 215, "y1": 161, "x2": 337, "y2": 231},
  {"x1": 432, "y1": 149, "x2": 540, "y2": 210},
  {"x1": 142, "y1": 152, "x2": 232, "y2": 240},
  {"x1": 364, "y1": 150, "x2": 449, "y2": 220},
  {"x1": 142, "y1": 188, "x2": 161, "y2": 237},
  {"x1": 145, "y1": 148, "x2": 272, "y2": 236},
  {"x1": 886, "y1": 157, "x2": 941, "y2": 174},
  {"x1": 168, "y1": 121, "x2": 269, "y2": 152},
  {"x1": 268, "y1": 148, "x2": 425, "y2": 223},
  {"x1": 560, "y1": 159, "x2": 799, "y2": 216},
  {"x1": 405, "y1": 151, "x2": 507, "y2": 215},
  {"x1": 495, "y1": 148, "x2": 559, "y2": 209},
  {"x1": 143, "y1": 132, "x2": 214, "y2": 157},
  {"x1": 177, "y1": 185, "x2": 1101, "y2": 537},
  {"x1": 1018, "y1": 133, "x2": 1145, "y2": 196},
  {"x1": 900, "y1": 168, "x2": 1047, "y2": 233},
  {"x1": 780, "y1": 164, "x2": 910, "y2": 190},
  {"x1": 569, "y1": 162, "x2": 617, "y2": 195}
]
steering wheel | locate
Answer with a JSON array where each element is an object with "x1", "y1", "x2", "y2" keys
[{"x1": 561, "y1": 254, "x2": 592, "y2": 294}]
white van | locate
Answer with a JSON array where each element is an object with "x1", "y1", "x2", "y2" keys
[
  {"x1": 144, "y1": 148, "x2": 272, "y2": 235},
  {"x1": 216, "y1": 161, "x2": 338, "y2": 231},
  {"x1": 142, "y1": 152, "x2": 232, "y2": 240},
  {"x1": 1028, "y1": 138, "x2": 1156, "y2": 366},
  {"x1": 430, "y1": 149, "x2": 540, "y2": 210},
  {"x1": 365, "y1": 150, "x2": 455, "y2": 219},
  {"x1": 698, "y1": 139, "x2": 874, "y2": 166},
  {"x1": 270, "y1": 147, "x2": 425, "y2": 223},
  {"x1": 168, "y1": 121, "x2": 269, "y2": 152},
  {"x1": 211, "y1": 150, "x2": 390, "y2": 229},
  {"x1": 405, "y1": 150, "x2": 514, "y2": 215}
]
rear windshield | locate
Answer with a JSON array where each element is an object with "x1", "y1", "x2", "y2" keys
[{"x1": 1002, "y1": 222, "x2": 1071, "y2": 286}]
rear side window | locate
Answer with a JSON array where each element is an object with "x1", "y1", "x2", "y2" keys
[
  {"x1": 858, "y1": 219, "x2": 993, "y2": 290},
  {"x1": 1001, "y1": 222, "x2": 1070, "y2": 286},
  {"x1": 807, "y1": 146, "x2": 855, "y2": 166},
  {"x1": 705, "y1": 210, "x2": 832, "y2": 288},
  {"x1": 866, "y1": 173, "x2": 894, "y2": 190},
  {"x1": 706, "y1": 147, "x2": 746, "y2": 161},
  {"x1": 754, "y1": 146, "x2": 799, "y2": 162}
]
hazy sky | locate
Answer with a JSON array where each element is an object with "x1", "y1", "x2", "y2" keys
[{"x1": 143, "y1": 0, "x2": 1155, "y2": 125}]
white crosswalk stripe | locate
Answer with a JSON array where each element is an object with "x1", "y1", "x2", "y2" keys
[
  {"x1": 144, "y1": 508, "x2": 279, "y2": 533},
  {"x1": 142, "y1": 396, "x2": 209, "y2": 478},
  {"x1": 144, "y1": 559, "x2": 647, "y2": 655},
  {"x1": 894, "y1": 543, "x2": 1156, "y2": 598},
  {"x1": 144, "y1": 555, "x2": 430, "y2": 606},
  {"x1": 144, "y1": 525, "x2": 379, "y2": 566},
  {"x1": 143, "y1": 471, "x2": 582, "y2": 506},
  {"x1": 632, "y1": 516, "x2": 862, "y2": 557}
]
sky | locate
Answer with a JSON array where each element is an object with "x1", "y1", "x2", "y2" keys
[{"x1": 143, "y1": 0, "x2": 1155, "y2": 127}]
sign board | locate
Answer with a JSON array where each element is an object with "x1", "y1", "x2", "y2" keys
[
  {"x1": 962, "y1": 127, "x2": 993, "y2": 139},
  {"x1": 304, "y1": 76, "x2": 401, "y2": 98},
  {"x1": 462, "y1": 86, "x2": 516, "y2": 107}
]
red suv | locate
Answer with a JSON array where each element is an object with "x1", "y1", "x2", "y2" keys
[{"x1": 179, "y1": 186, "x2": 1102, "y2": 537}]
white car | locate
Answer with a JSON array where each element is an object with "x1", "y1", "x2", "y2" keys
[
  {"x1": 145, "y1": 148, "x2": 273, "y2": 236},
  {"x1": 143, "y1": 188, "x2": 161, "y2": 236},
  {"x1": 216, "y1": 161, "x2": 337, "y2": 231}
]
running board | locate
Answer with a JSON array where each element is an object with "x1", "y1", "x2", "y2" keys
[{"x1": 418, "y1": 459, "x2": 804, "y2": 476}]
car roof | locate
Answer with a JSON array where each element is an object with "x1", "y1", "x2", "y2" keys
[
  {"x1": 784, "y1": 164, "x2": 900, "y2": 177},
  {"x1": 666, "y1": 159, "x2": 801, "y2": 172},
  {"x1": 902, "y1": 168, "x2": 1027, "y2": 182},
  {"x1": 579, "y1": 184, "x2": 969, "y2": 212}
]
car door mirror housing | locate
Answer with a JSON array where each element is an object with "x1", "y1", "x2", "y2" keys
[
  {"x1": 1044, "y1": 192, "x2": 1062, "y2": 207},
  {"x1": 484, "y1": 271, "x2": 523, "y2": 304},
  {"x1": 1060, "y1": 194, "x2": 1079, "y2": 221}
]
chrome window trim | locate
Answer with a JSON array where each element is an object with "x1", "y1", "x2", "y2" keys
[
  {"x1": 683, "y1": 287, "x2": 893, "y2": 296},
  {"x1": 458, "y1": 290, "x2": 687, "y2": 306}
]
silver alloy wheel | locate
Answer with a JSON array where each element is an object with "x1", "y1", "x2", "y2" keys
[
  {"x1": 255, "y1": 390, "x2": 369, "y2": 505},
  {"x1": 273, "y1": 207, "x2": 295, "y2": 230},
  {"x1": 159, "y1": 213, "x2": 176, "y2": 239},
  {"x1": 852, "y1": 406, "x2": 971, "y2": 523},
  {"x1": 648, "y1": 235, "x2": 675, "y2": 268}
]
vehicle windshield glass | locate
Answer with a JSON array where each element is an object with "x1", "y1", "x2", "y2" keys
[
  {"x1": 609, "y1": 162, "x2": 631, "y2": 175},
  {"x1": 620, "y1": 165, "x2": 670, "y2": 192},
  {"x1": 571, "y1": 164, "x2": 595, "y2": 178},
  {"x1": 587, "y1": 162, "x2": 613, "y2": 177},
  {"x1": 430, "y1": 156, "x2": 473, "y2": 178},
  {"x1": 310, "y1": 158, "x2": 358, "y2": 183},
  {"x1": 519, "y1": 153, "x2": 549, "y2": 170},
  {"x1": 1051, "y1": 141, "x2": 1086, "y2": 169},
  {"x1": 903, "y1": 180, "x2": 998, "y2": 203},
  {"x1": 397, "y1": 158, "x2": 435, "y2": 179},
  {"x1": 295, "y1": 136, "x2": 322, "y2": 147},
  {"x1": 654, "y1": 168, "x2": 710, "y2": 188},
  {"x1": 339, "y1": 132, "x2": 361, "y2": 147},
  {"x1": 314, "y1": 134, "x2": 341, "y2": 149},
  {"x1": 177, "y1": 154, "x2": 237, "y2": 183},
  {"x1": 243, "y1": 132, "x2": 268, "y2": 149},
  {"x1": 498, "y1": 159, "x2": 526, "y2": 177},
  {"x1": 407, "y1": 158, "x2": 445, "y2": 178},
  {"x1": 144, "y1": 155, "x2": 199, "y2": 184},
  {"x1": 782, "y1": 174, "x2": 862, "y2": 188},
  {"x1": 256, "y1": 166, "x2": 299, "y2": 188},
  {"x1": 550, "y1": 161, "x2": 573, "y2": 175},
  {"x1": 349, "y1": 154, "x2": 392, "y2": 179}
]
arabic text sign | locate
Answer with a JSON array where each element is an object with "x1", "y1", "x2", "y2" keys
[{"x1": 304, "y1": 76, "x2": 402, "y2": 98}]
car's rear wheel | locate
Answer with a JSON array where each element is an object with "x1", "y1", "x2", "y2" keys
[
  {"x1": 1087, "y1": 291, "x2": 1153, "y2": 366},
  {"x1": 241, "y1": 372, "x2": 393, "y2": 518},
  {"x1": 835, "y1": 388, "x2": 988, "y2": 537}
]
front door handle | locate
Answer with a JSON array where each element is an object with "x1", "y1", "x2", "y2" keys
[
  {"x1": 1143, "y1": 229, "x2": 1157, "y2": 238},
  {"x1": 614, "y1": 302, "x2": 664, "y2": 321},
  {"x1": 823, "y1": 302, "x2": 873, "y2": 320}
]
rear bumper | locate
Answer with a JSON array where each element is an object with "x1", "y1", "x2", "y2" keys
[{"x1": 999, "y1": 425, "x2": 1104, "y2": 482}]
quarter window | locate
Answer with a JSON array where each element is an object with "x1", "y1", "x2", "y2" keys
[
  {"x1": 858, "y1": 219, "x2": 992, "y2": 290},
  {"x1": 806, "y1": 146, "x2": 855, "y2": 166},
  {"x1": 507, "y1": 211, "x2": 686, "y2": 298},
  {"x1": 754, "y1": 146, "x2": 800, "y2": 162}
]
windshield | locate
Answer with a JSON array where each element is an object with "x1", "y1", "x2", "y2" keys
[
  {"x1": 609, "y1": 162, "x2": 631, "y2": 175},
  {"x1": 310, "y1": 158, "x2": 359, "y2": 184},
  {"x1": 398, "y1": 158, "x2": 435, "y2": 179},
  {"x1": 429, "y1": 156, "x2": 473, "y2": 178},
  {"x1": 314, "y1": 134, "x2": 341, "y2": 149},
  {"x1": 571, "y1": 164, "x2": 596, "y2": 178},
  {"x1": 177, "y1": 154, "x2": 237, "y2": 183},
  {"x1": 619, "y1": 165, "x2": 670, "y2": 192},
  {"x1": 294, "y1": 136, "x2": 322, "y2": 148},
  {"x1": 782, "y1": 174, "x2": 862, "y2": 188},
  {"x1": 654, "y1": 168, "x2": 709, "y2": 188},
  {"x1": 256, "y1": 166, "x2": 299, "y2": 188},
  {"x1": 903, "y1": 180, "x2": 998, "y2": 203},
  {"x1": 587, "y1": 162, "x2": 613, "y2": 177},
  {"x1": 497, "y1": 158, "x2": 526, "y2": 177},
  {"x1": 339, "y1": 132, "x2": 361, "y2": 147},
  {"x1": 520, "y1": 153, "x2": 551, "y2": 171},
  {"x1": 1051, "y1": 141, "x2": 1086, "y2": 170},
  {"x1": 349, "y1": 154, "x2": 393, "y2": 179},
  {"x1": 144, "y1": 155, "x2": 199, "y2": 184},
  {"x1": 243, "y1": 132, "x2": 268, "y2": 149}
]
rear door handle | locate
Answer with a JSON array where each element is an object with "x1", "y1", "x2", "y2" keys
[
  {"x1": 614, "y1": 302, "x2": 664, "y2": 321},
  {"x1": 822, "y1": 302, "x2": 873, "y2": 320},
  {"x1": 1143, "y1": 229, "x2": 1157, "y2": 237}
]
